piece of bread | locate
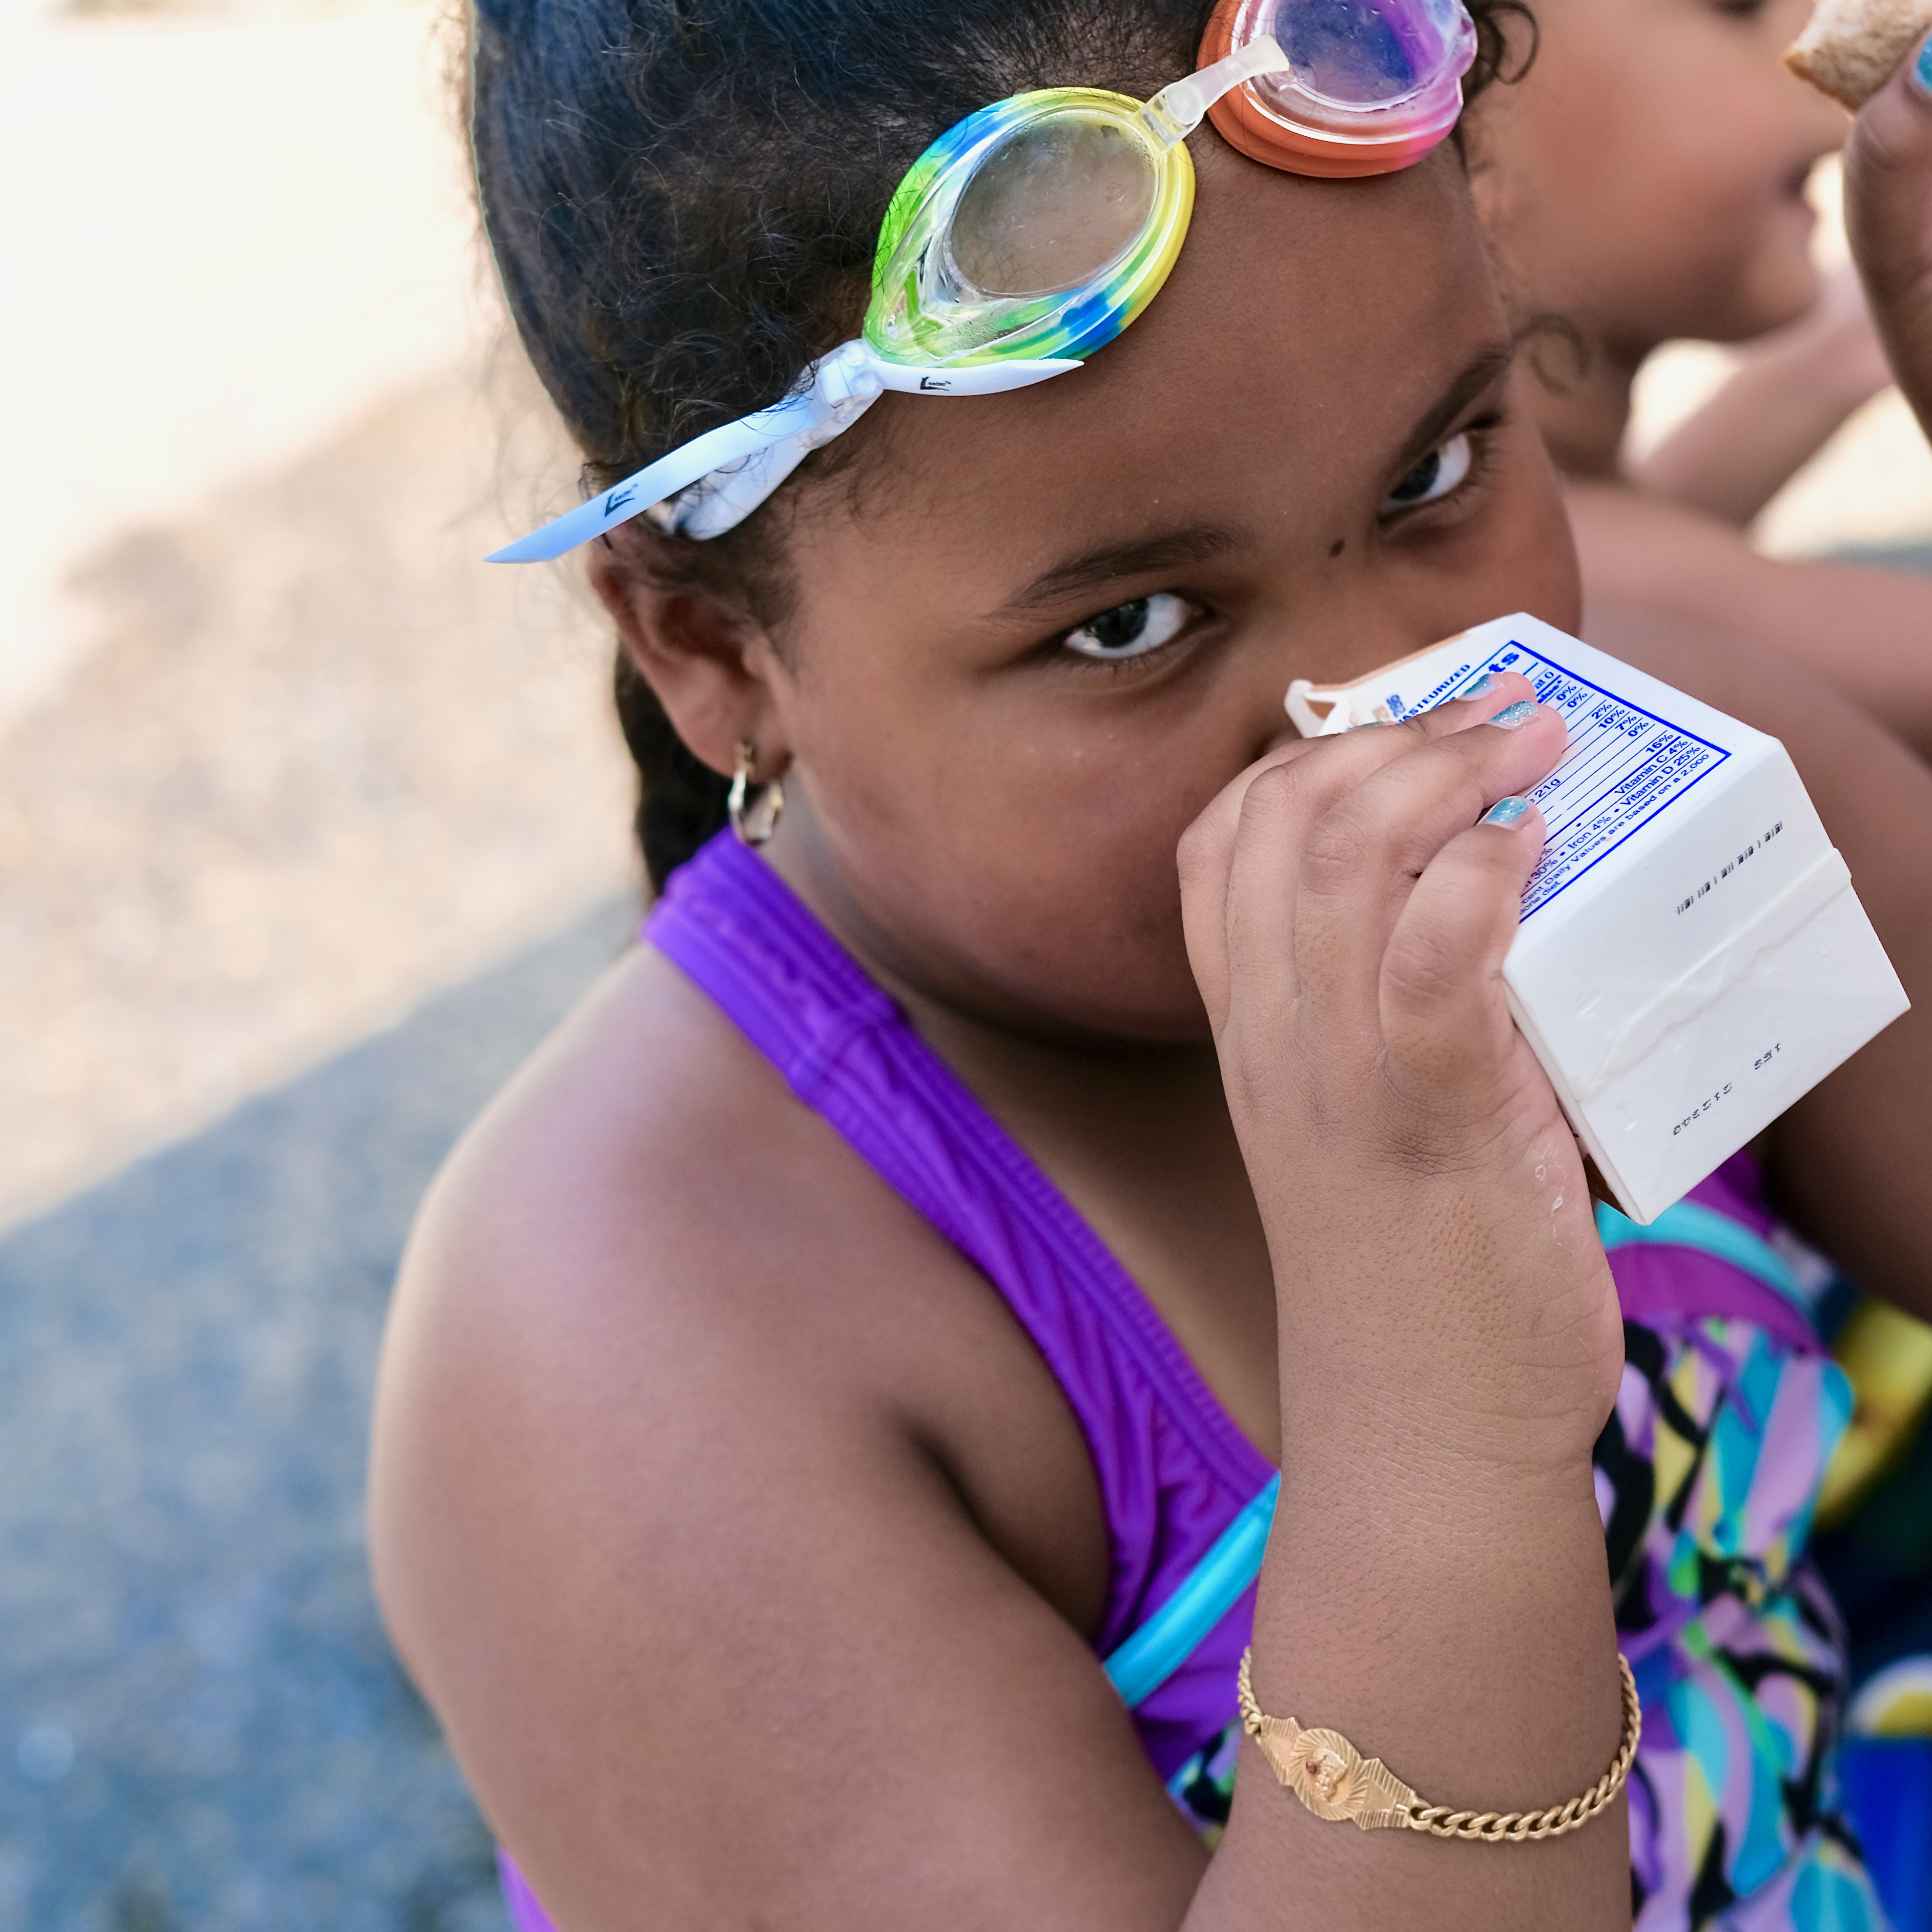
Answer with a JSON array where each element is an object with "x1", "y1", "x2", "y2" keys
[{"x1": 1784, "y1": 0, "x2": 1932, "y2": 110}]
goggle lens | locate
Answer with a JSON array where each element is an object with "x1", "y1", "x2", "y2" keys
[
  {"x1": 1201, "y1": 0, "x2": 1475, "y2": 176},
  {"x1": 1252, "y1": 0, "x2": 1468, "y2": 111},
  {"x1": 949, "y1": 114, "x2": 1159, "y2": 300}
]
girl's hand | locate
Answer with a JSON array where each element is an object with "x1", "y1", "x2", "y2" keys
[
  {"x1": 1179, "y1": 674, "x2": 1623, "y2": 1486},
  {"x1": 1846, "y1": 35, "x2": 1932, "y2": 448}
]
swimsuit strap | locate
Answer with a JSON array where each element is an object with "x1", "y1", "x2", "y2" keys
[
  {"x1": 645, "y1": 833, "x2": 1274, "y2": 1658},
  {"x1": 1104, "y1": 1474, "x2": 1279, "y2": 1706}
]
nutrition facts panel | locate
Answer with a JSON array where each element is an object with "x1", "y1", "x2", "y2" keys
[{"x1": 1468, "y1": 638, "x2": 1729, "y2": 919}]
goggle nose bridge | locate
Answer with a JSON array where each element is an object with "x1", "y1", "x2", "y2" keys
[{"x1": 1141, "y1": 34, "x2": 1293, "y2": 147}]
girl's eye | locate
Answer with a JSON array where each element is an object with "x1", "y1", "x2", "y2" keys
[
  {"x1": 1060, "y1": 591, "x2": 1194, "y2": 661},
  {"x1": 1380, "y1": 430, "x2": 1475, "y2": 517}
]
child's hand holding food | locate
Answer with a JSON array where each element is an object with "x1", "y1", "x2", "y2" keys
[{"x1": 1794, "y1": 1, "x2": 1932, "y2": 441}]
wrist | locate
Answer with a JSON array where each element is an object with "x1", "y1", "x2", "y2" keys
[
  {"x1": 1266, "y1": 1200, "x2": 1623, "y2": 1483},
  {"x1": 1250, "y1": 1455, "x2": 1620, "y2": 1807},
  {"x1": 1272, "y1": 1416, "x2": 1604, "y2": 1564}
]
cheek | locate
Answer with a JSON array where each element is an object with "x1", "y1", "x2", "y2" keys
[
  {"x1": 1505, "y1": 35, "x2": 1803, "y2": 299},
  {"x1": 789, "y1": 670, "x2": 1230, "y2": 1038},
  {"x1": 1389, "y1": 420, "x2": 1582, "y2": 644},
  {"x1": 1496, "y1": 482, "x2": 1584, "y2": 637}
]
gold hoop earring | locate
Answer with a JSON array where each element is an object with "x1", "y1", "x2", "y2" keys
[{"x1": 728, "y1": 739, "x2": 785, "y2": 847}]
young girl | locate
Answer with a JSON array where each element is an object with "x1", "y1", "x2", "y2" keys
[
  {"x1": 1471, "y1": 0, "x2": 1932, "y2": 759},
  {"x1": 368, "y1": 2, "x2": 1932, "y2": 1926}
]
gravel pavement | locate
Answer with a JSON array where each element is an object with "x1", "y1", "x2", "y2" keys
[{"x1": 0, "y1": 893, "x2": 636, "y2": 1932}]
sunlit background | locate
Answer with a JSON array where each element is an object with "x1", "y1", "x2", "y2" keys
[
  {"x1": 1, "y1": 0, "x2": 631, "y2": 1921},
  {"x1": 3, "y1": 2, "x2": 1931, "y2": 1924}
]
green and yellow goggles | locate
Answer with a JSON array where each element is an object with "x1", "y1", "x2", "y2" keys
[{"x1": 491, "y1": 0, "x2": 1474, "y2": 562}]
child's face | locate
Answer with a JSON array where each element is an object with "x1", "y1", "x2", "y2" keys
[
  {"x1": 746, "y1": 142, "x2": 1578, "y2": 1045},
  {"x1": 1476, "y1": 0, "x2": 1847, "y2": 352}
]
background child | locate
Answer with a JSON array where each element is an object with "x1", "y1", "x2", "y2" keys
[
  {"x1": 369, "y1": 3, "x2": 1932, "y2": 1928},
  {"x1": 1473, "y1": 0, "x2": 1932, "y2": 758}
]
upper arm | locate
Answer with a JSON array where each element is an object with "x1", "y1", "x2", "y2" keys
[{"x1": 369, "y1": 976, "x2": 1205, "y2": 1932}]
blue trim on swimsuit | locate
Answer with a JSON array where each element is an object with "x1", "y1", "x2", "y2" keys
[
  {"x1": 1104, "y1": 1197, "x2": 1819, "y2": 1716},
  {"x1": 1104, "y1": 1474, "x2": 1280, "y2": 1708}
]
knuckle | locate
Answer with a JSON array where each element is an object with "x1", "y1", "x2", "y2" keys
[
  {"x1": 1300, "y1": 797, "x2": 1386, "y2": 895},
  {"x1": 1238, "y1": 757, "x2": 1310, "y2": 828},
  {"x1": 1381, "y1": 917, "x2": 1467, "y2": 1020}
]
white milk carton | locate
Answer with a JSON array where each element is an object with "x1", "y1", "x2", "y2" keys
[{"x1": 1286, "y1": 613, "x2": 1909, "y2": 1224}]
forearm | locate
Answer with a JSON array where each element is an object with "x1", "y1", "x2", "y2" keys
[
  {"x1": 1630, "y1": 349, "x2": 1879, "y2": 528},
  {"x1": 1193, "y1": 1450, "x2": 1623, "y2": 1930},
  {"x1": 1174, "y1": 687, "x2": 1631, "y2": 1928},
  {"x1": 1628, "y1": 260, "x2": 1893, "y2": 530}
]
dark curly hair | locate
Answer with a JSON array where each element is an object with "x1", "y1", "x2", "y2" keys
[{"x1": 471, "y1": 0, "x2": 1537, "y2": 890}]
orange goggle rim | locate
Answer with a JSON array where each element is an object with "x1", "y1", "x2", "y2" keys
[{"x1": 1198, "y1": 0, "x2": 1470, "y2": 179}]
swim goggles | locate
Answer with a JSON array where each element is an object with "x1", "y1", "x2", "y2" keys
[{"x1": 490, "y1": 0, "x2": 1477, "y2": 562}]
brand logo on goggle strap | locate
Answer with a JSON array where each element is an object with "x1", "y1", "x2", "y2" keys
[{"x1": 604, "y1": 484, "x2": 638, "y2": 516}]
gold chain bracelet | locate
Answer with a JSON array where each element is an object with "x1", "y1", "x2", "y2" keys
[{"x1": 1235, "y1": 1650, "x2": 1640, "y2": 1843}]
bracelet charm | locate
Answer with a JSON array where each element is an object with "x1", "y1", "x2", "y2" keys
[
  {"x1": 1236, "y1": 1651, "x2": 1641, "y2": 1844},
  {"x1": 1249, "y1": 1714, "x2": 1421, "y2": 1830}
]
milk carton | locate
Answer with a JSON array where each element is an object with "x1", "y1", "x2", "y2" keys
[{"x1": 1286, "y1": 613, "x2": 1909, "y2": 1224}]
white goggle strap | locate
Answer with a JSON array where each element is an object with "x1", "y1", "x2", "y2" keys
[
  {"x1": 1141, "y1": 34, "x2": 1291, "y2": 147},
  {"x1": 487, "y1": 341, "x2": 1080, "y2": 560}
]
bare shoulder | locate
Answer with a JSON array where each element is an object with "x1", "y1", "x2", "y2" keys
[
  {"x1": 371, "y1": 936, "x2": 1106, "y2": 1642},
  {"x1": 369, "y1": 940, "x2": 927, "y2": 1556},
  {"x1": 366, "y1": 940, "x2": 1127, "y2": 1923},
  {"x1": 374, "y1": 936, "x2": 947, "y2": 1439}
]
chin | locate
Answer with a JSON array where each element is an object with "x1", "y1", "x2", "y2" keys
[{"x1": 1692, "y1": 249, "x2": 1820, "y2": 346}]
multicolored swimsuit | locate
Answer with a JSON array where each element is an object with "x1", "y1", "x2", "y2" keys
[{"x1": 499, "y1": 831, "x2": 1885, "y2": 1932}]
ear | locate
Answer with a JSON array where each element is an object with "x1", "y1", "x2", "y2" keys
[{"x1": 587, "y1": 540, "x2": 789, "y2": 779}]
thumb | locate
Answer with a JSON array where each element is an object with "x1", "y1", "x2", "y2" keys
[{"x1": 1845, "y1": 30, "x2": 1932, "y2": 441}]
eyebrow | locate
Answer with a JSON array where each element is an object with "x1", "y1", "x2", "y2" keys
[
  {"x1": 1386, "y1": 338, "x2": 1518, "y2": 483},
  {"x1": 996, "y1": 523, "x2": 1251, "y2": 619},
  {"x1": 991, "y1": 340, "x2": 1517, "y2": 622}
]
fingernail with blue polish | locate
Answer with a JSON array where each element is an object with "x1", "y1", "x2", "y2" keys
[
  {"x1": 1454, "y1": 671, "x2": 1498, "y2": 700},
  {"x1": 1487, "y1": 699, "x2": 1538, "y2": 730},
  {"x1": 1483, "y1": 795, "x2": 1533, "y2": 827},
  {"x1": 1915, "y1": 29, "x2": 1932, "y2": 94}
]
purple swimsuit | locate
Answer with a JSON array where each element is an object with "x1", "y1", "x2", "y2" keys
[{"x1": 499, "y1": 831, "x2": 1876, "y2": 1931}]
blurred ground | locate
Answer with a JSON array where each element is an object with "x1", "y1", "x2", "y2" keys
[
  {"x1": 0, "y1": 0, "x2": 631, "y2": 1230},
  {"x1": 0, "y1": 0, "x2": 632, "y2": 1923},
  {"x1": 0, "y1": 0, "x2": 489, "y2": 716},
  {"x1": 0, "y1": 897, "x2": 634, "y2": 1932},
  {"x1": 0, "y1": 361, "x2": 634, "y2": 1231}
]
